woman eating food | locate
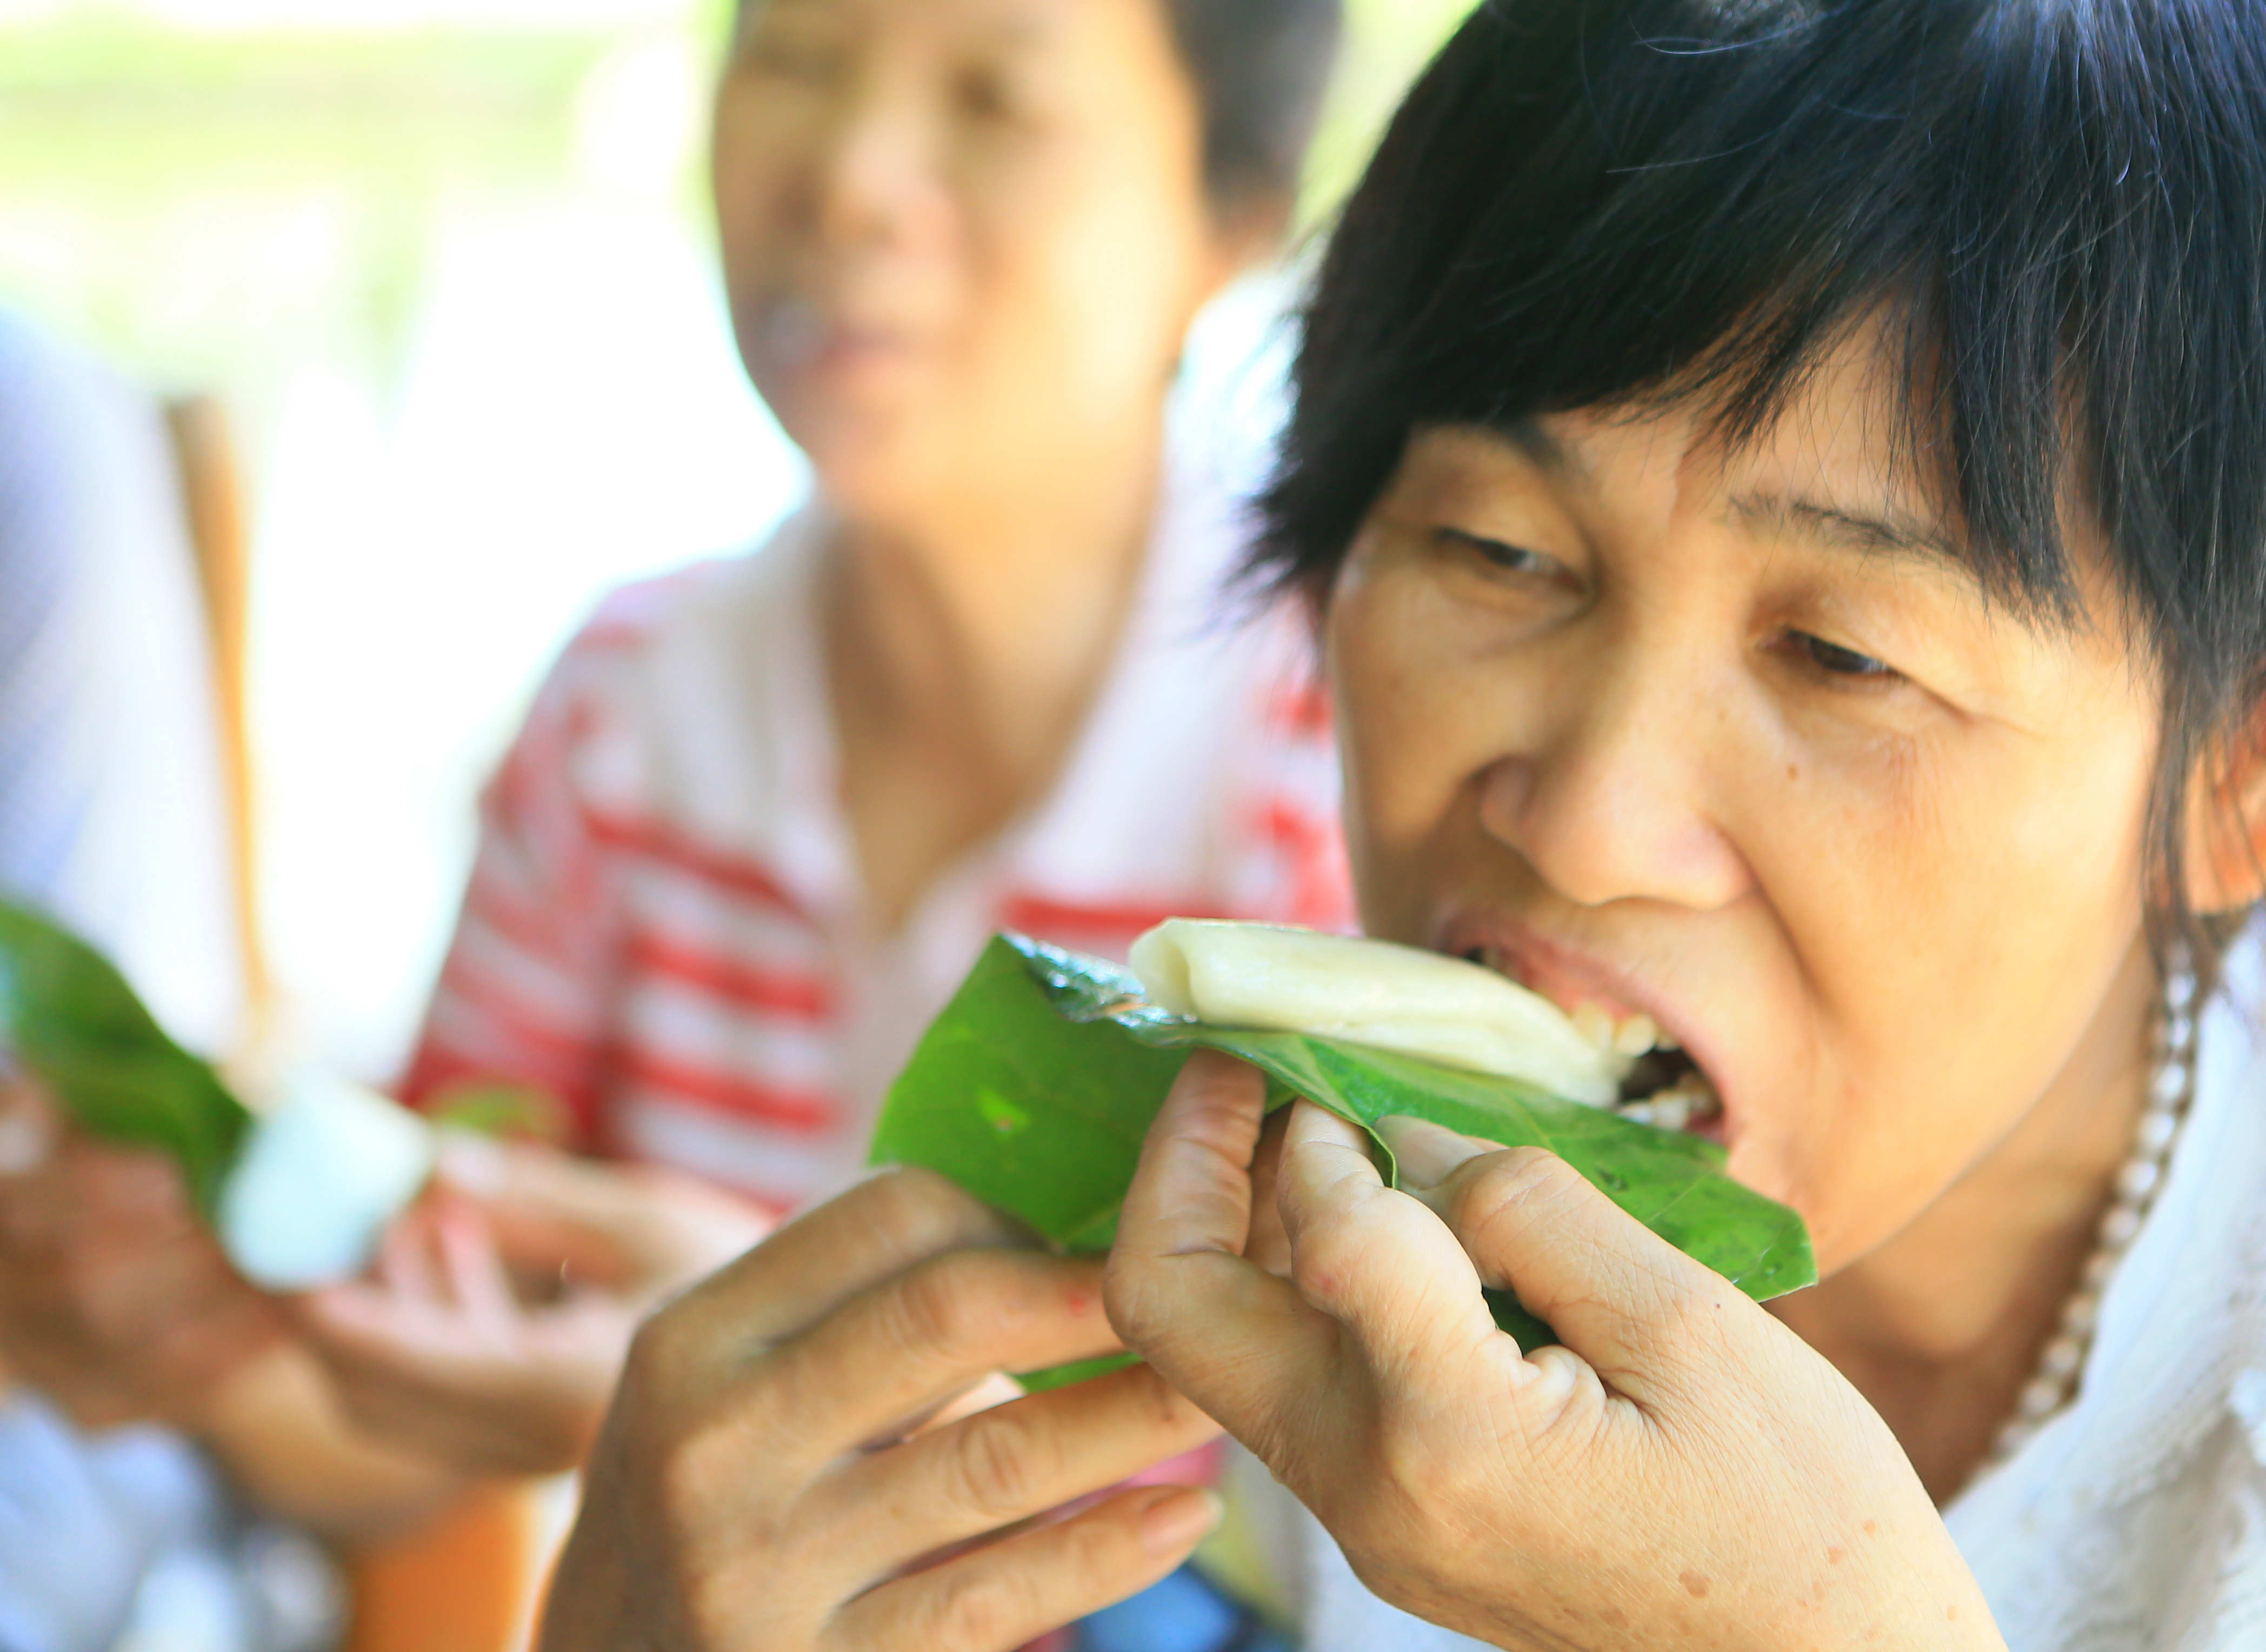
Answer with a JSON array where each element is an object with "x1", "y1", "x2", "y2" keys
[{"x1": 532, "y1": 0, "x2": 2266, "y2": 1647}]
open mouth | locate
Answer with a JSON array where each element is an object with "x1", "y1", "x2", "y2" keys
[{"x1": 1457, "y1": 945, "x2": 1724, "y2": 1134}]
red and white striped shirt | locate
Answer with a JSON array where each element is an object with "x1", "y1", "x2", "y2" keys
[{"x1": 402, "y1": 462, "x2": 1349, "y2": 1215}]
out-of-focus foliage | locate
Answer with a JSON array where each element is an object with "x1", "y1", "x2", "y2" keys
[
  {"x1": 1307, "y1": 0, "x2": 1483, "y2": 223},
  {"x1": 0, "y1": 897, "x2": 250, "y2": 1218},
  {"x1": 0, "y1": 16, "x2": 665, "y2": 388},
  {"x1": 0, "y1": 0, "x2": 1472, "y2": 385}
]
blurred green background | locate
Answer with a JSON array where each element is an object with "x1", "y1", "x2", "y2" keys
[{"x1": 0, "y1": 0, "x2": 1476, "y2": 1075}]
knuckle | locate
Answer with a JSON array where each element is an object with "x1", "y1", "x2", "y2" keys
[
  {"x1": 942, "y1": 1405, "x2": 1054, "y2": 1522},
  {"x1": 656, "y1": 1411, "x2": 758, "y2": 1537},
  {"x1": 622, "y1": 1281, "x2": 736, "y2": 1398},
  {"x1": 619, "y1": 1306, "x2": 689, "y2": 1398},
  {"x1": 925, "y1": 1565, "x2": 1029, "y2": 1652},
  {"x1": 1099, "y1": 1251, "x2": 1154, "y2": 1344},
  {"x1": 1467, "y1": 1146, "x2": 1574, "y2": 1212},
  {"x1": 890, "y1": 1250, "x2": 1043, "y2": 1364},
  {"x1": 1452, "y1": 1150, "x2": 1573, "y2": 1248},
  {"x1": 890, "y1": 1258, "x2": 987, "y2": 1361},
  {"x1": 1056, "y1": 1509, "x2": 1136, "y2": 1581},
  {"x1": 1371, "y1": 1438, "x2": 1484, "y2": 1556},
  {"x1": 861, "y1": 1165, "x2": 981, "y2": 1256},
  {"x1": 1285, "y1": 1210, "x2": 1376, "y2": 1309}
]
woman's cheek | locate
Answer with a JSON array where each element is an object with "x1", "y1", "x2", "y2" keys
[{"x1": 1327, "y1": 568, "x2": 1471, "y2": 883}]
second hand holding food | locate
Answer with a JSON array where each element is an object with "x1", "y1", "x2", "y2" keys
[
  {"x1": 1105, "y1": 1050, "x2": 2005, "y2": 1652},
  {"x1": 291, "y1": 1138, "x2": 776, "y2": 1479}
]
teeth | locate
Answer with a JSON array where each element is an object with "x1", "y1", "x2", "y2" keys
[
  {"x1": 1455, "y1": 948, "x2": 1681, "y2": 1082},
  {"x1": 1613, "y1": 1071, "x2": 1721, "y2": 1130},
  {"x1": 1611, "y1": 1014, "x2": 1659, "y2": 1058},
  {"x1": 1460, "y1": 952, "x2": 1664, "y2": 1062},
  {"x1": 1571, "y1": 1004, "x2": 1615, "y2": 1053}
]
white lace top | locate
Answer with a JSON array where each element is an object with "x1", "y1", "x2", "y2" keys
[{"x1": 1279, "y1": 932, "x2": 2266, "y2": 1651}]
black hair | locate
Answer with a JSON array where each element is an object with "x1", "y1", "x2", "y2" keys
[
  {"x1": 1163, "y1": 0, "x2": 1344, "y2": 212},
  {"x1": 1257, "y1": 0, "x2": 2266, "y2": 947},
  {"x1": 731, "y1": 0, "x2": 1342, "y2": 215}
]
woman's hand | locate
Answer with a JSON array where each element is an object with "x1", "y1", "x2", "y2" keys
[
  {"x1": 538, "y1": 1164, "x2": 1225, "y2": 1652},
  {"x1": 0, "y1": 1076, "x2": 284, "y2": 1428},
  {"x1": 1105, "y1": 1051, "x2": 2007, "y2": 1652},
  {"x1": 294, "y1": 1140, "x2": 774, "y2": 1477}
]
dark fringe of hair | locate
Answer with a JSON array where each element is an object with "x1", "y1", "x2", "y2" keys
[{"x1": 1257, "y1": 0, "x2": 2266, "y2": 958}]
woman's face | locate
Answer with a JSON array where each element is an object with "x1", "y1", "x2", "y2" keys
[
  {"x1": 1328, "y1": 330, "x2": 2166, "y2": 1274},
  {"x1": 714, "y1": 0, "x2": 1232, "y2": 518}
]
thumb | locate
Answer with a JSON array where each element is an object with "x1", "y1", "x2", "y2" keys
[{"x1": 1376, "y1": 1116, "x2": 1747, "y2": 1405}]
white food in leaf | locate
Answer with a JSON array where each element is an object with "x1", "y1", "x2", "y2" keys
[
  {"x1": 1129, "y1": 920, "x2": 1624, "y2": 1107},
  {"x1": 219, "y1": 1073, "x2": 436, "y2": 1290}
]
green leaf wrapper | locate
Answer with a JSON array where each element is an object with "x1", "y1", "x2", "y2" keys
[
  {"x1": 0, "y1": 898, "x2": 252, "y2": 1218},
  {"x1": 872, "y1": 934, "x2": 1815, "y2": 1382}
]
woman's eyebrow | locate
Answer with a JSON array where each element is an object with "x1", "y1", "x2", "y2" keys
[
  {"x1": 1504, "y1": 417, "x2": 1580, "y2": 479},
  {"x1": 1731, "y1": 491, "x2": 1968, "y2": 572}
]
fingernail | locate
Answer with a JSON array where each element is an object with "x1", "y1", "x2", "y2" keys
[
  {"x1": 1374, "y1": 1115, "x2": 1491, "y2": 1188},
  {"x1": 1139, "y1": 1488, "x2": 1223, "y2": 1556}
]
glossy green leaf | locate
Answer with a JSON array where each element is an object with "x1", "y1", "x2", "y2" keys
[
  {"x1": 0, "y1": 898, "x2": 252, "y2": 1218},
  {"x1": 873, "y1": 934, "x2": 1814, "y2": 1368}
]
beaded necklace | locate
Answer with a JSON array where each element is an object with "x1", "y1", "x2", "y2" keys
[{"x1": 1988, "y1": 951, "x2": 2202, "y2": 1463}]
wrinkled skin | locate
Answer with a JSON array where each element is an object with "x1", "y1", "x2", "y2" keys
[
  {"x1": 538, "y1": 1168, "x2": 1222, "y2": 1652},
  {"x1": 1108, "y1": 1056, "x2": 2002, "y2": 1651}
]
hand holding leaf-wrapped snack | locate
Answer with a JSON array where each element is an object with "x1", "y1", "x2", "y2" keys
[
  {"x1": 0, "y1": 898, "x2": 438, "y2": 1291},
  {"x1": 870, "y1": 921, "x2": 1812, "y2": 1361}
]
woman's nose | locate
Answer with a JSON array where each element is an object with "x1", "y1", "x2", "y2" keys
[
  {"x1": 1476, "y1": 667, "x2": 1751, "y2": 914},
  {"x1": 807, "y1": 89, "x2": 951, "y2": 255}
]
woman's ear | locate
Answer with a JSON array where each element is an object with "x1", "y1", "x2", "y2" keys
[{"x1": 2181, "y1": 702, "x2": 2266, "y2": 914}]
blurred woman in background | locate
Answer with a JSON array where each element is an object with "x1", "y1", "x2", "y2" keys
[
  {"x1": 289, "y1": 0, "x2": 1346, "y2": 1477},
  {"x1": 0, "y1": 0, "x2": 1346, "y2": 1621}
]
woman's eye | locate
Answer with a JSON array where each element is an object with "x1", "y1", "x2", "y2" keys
[
  {"x1": 1792, "y1": 631, "x2": 1899, "y2": 681},
  {"x1": 1434, "y1": 527, "x2": 1559, "y2": 578}
]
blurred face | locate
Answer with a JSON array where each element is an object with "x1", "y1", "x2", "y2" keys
[
  {"x1": 1328, "y1": 330, "x2": 2166, "y2": 1275},
  {"x1": 714, "y1": 0, "x2": 1233, "y2": 517}
]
